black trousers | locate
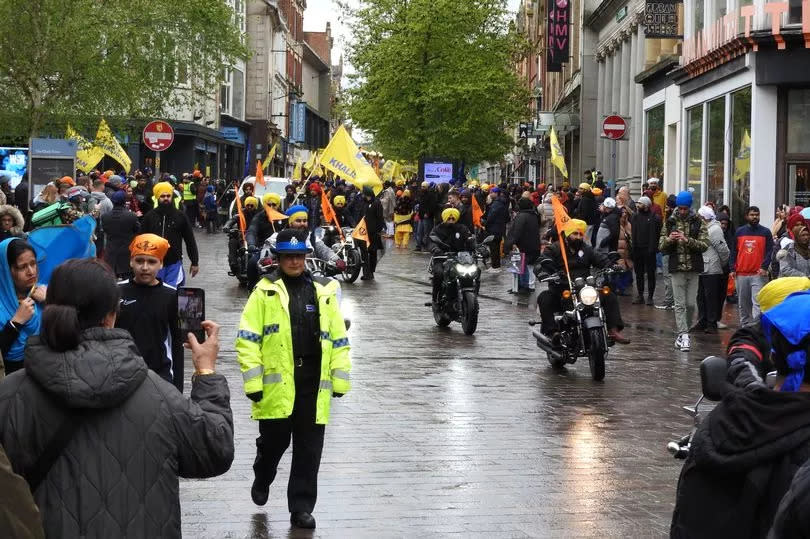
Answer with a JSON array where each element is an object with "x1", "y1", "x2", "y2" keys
[
  {"x1": 489, "y1": 235, "x2": 502, "y2": 268},
  {"x1": 697, "y1": 273, "x2": 725, "y2": 328},
  {"x1": 359, "y1": 242, "x2": 378, "y2": 277},
  {"x1": 538, "y1": 286, "x2": 624, "y2": 334},
  {"x1": 254, "y1": 384, "x2": 325, "y2": 513},
  {"x1": 633, "y1": 251, "x2": 657, "y2": 298},
  {"x1": 432, "y1": 259, "x2": 445, "y2": 301},
  {"x1": 247, "y1": 252, "x2": 261, "y2": 290}
]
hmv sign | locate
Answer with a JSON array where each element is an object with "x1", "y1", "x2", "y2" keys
[{"x1": 547, "y1": 0, "x2": 570, "y2": 73}]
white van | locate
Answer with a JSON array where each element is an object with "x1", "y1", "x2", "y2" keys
[{"x1": 229, "y1": 176, "x2": 291, "y2": 217}]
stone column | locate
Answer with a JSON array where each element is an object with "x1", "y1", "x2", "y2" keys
[
  {"x1": 635, "y1": 22, "x2": 646, "y2": 183},
  {"x1": 596, "y1": 58, "x2": 605, "y2": 170},
  {"x1": 619, "y1": 38, "x2": 631, "y2": 180}
]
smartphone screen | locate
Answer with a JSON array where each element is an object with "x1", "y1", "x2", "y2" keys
[{"x1": 178, "y1": 287, "x2": 205, "y2": 343}]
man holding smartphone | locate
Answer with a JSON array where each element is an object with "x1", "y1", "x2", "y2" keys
[
  {"x1": 116, "y1": 233, "x2": 185, "y2": 392},
  {"x1": 236, "y1": 228, "x2": 351, "y2": 529}
]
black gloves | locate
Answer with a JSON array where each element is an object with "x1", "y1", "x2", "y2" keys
[
  {"x1": 247, "y1": 391, "x2": 263, "y2": 403},
  {"x1": 727, "y1": 357, "x2": 766, "y2": 390}
]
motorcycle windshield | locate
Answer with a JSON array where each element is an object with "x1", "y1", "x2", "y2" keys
[{"x1": 457, "y1": 251, "x2": 474, "y2": 265}]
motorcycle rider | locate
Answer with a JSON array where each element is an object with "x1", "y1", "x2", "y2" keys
[
  {"x1": 429, "y1": 208, "x2": 474, "y2": 303},
  {"x1": 535, "y1": 218, "x2": 631, "y2": 345},
  {"x1": 225, "y1": 196, "x2": 259, "y2": 277},
  {"x1": 332, "y1": 196, "x2": 355, "y2": 228}
]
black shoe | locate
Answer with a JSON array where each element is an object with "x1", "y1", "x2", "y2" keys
[
  {"x1": 632, "y1": 296, "x2": 644, "y2": 304},
  {"x1": 251, "y1": 477, "x2": 269, "y2": 506},
  {"x1": 291, "y1": 512, "x2": 316, "y2": 529},
  {"x1": 646, "y1": 297, "x2": 654, "y2": 306},
  {"x1": 414, "y1": 247, "x2": 422, "y2": 252},
  {"x1": 704, "y1": 326, "x2": 718, "y2": 334}
]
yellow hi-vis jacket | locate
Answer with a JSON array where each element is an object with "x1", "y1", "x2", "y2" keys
[
  {"x1": 236, "y1": 272, "x2": 351, "y2": 423},
  {"x1": 183, "y1": 181, "x2": 196, "y2": 201}
]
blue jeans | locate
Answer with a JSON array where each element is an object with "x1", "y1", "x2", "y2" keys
[{"x1": 416, "y1": 217, "x2": 434, "y2": 249}]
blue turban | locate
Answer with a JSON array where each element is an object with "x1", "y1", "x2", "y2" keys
[
  {"x1": 285, "y1": 205, "x2": 309, "y2": 220},
  {"x1": 110, "y1": 190, "x2": 126, "y2": 205},
  {"x1": 761, "y1": 290, "x2": 810, "y2": 392},
  {"x1": 675, "y1": 191, "x2": 693, "y2": 208}
]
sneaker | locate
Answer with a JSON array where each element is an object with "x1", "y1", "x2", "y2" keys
[
  {"x1": 656, "y1": 304, "x2": 674, "y2": 310},
  {"x1": 674, "y1": 334, "x2": 683, "y2": 349},
  {"x1": 716, "y1": 321, "x2": 729, "y2": 329},
  {"x1": 679, "y1": 333, "x2": 691, "y2": 352}
]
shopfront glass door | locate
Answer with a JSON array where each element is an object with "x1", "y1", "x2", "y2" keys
[{"x1": 788, "y1": 163, "x2": 810, "y2": 207}]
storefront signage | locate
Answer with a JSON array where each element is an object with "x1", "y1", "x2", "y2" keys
[
  {"x1": 219, "y1": 126, "x2": 245, "y2": 145},
  {"x1": 644, "y1": 0, "x2": 682, "y2": 38},
  {"x1": 682, "y1": 1, "x2": 810, "y2": 66},
  {"x1": 290, "y1": 102, "x2": 306, "y2": 143},
  {"x1": 547, "y1": 0, "x2": 570, "y2": 73}
]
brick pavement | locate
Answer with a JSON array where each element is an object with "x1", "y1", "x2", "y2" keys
[{"x1": 180, "y1": 232, "x2": 730, "y2": 538}]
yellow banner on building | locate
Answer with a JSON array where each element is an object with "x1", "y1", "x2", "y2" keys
[
  {"x1": 262, "y1": 142, "x2": 278, "y2": 171},
  {"x1": 549, "y1": 127, "x2": 568, "y2": 179},
  {"x1": 66, "y1": 125, "x2": 104, "y2": 173},
  {"x1": 292, "y1": 157, "x2": 303, "y2": 181},
  {"x1": 95, "y1": 119, "x2": 131, "y2": 173},
  {"x1": 320, "y1": 125, "x2": 382, "y2": 194}
]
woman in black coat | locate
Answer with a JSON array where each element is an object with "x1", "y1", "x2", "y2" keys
[{"x1": 504, "y1": 198, "x2": 541, "y2": 264}]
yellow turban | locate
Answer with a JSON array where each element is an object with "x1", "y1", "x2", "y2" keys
[
  {"x1": 481, "y1": 183, "x2": 490, "y2": 192},
  {"x1": 757, "y1": 277, "x2": 810, "y2": 313},
  {"x1": 262, "y1": 193, "x2": 281, "y2": 206},
  {"x1": 441, "y1": 207, "x2": 460, "y2": 222},
  {"x1": 403, "y1": 190, "x2": 411, "y2": 198},
  {"x1": 592, "y1": 187, "x2": 603, "y2": 196},
  {"x1": 333, "y1": 195, "x2": 346, "y2": 207},
  {"x1": 564, "y1": 218, "x2": 587, "y2": 237},
  {"x1": 579, "y1": 182, "x2": 591, "y2": 191},
  {"x1": 152, "y1": 182, "x2": 174, "y2": 198},
  {"x1": 244, "y1": 196, "x2": 258, "y2": 208}
]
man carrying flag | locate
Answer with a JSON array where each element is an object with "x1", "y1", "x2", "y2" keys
[{"x1": 535, "y1": 216, "x2": 631, "y2": 346}]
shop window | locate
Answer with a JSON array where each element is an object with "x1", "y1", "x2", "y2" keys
[
  {"x1": 730, "y1": 86, "x2": 751, "y2": 227},
  {"x1": 787, "y1": 89, "x2": 810, "y2": 154},
  {"x1": 706, "y1": 97, "x2": 725, "y2": 210},
  {"x1": 645, "y1": 105, "x2": 665, "y2": 180},
  {"x1": 789, "y1": 0, "x2": 803, "y2": 24},
  {"x1": 687, "y1": 106, "x2": 703, "y2": 207}
]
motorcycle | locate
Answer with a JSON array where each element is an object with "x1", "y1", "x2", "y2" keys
[
  {"x1": 667, "y1": 356, "x2": 731, "y2": 459},
  {"x1": 226, "y1": 225, "x2": 250, "y2": 288},
  {"x1": 317, "y1": 226, "x2": 363, "y2": 283},
  {"x1": 426, "y1": 236, "x2": 493, "y2": 335},
  {"x1": 529, "y1": 257, "x2": 621, "y2": 381}
]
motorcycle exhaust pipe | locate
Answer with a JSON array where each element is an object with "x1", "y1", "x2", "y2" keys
[{"x1": 532, "y1": 328, "x2": 564, "y2": 363}]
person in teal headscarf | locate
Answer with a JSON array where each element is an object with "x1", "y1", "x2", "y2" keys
[{"x1": 0, "y1": 238, "x2": 45, "y2": 374}]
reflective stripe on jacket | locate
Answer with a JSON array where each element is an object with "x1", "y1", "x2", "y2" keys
[{"x1": 235, "y1": 272, "x2": 351, "y2": 424}]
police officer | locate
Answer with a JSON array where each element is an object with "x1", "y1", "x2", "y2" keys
[{"x1": 236, "y1": 228, "x2": 351, "y2": 529}]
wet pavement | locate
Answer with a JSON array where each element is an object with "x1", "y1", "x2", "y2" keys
[{"x1": 180, "y1": 231, "x2": 738, "y2": 538}]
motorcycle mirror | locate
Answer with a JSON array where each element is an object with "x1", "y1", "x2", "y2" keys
[
  {"x1": 700, "y1": 356, "x2": 730, "y2": 401},
  {"x1": 314, "y1": 227, "x2": 326, "y2": 241},
  {"x1": 482, "y1": 235, "x2": 495, "y2": 244}
]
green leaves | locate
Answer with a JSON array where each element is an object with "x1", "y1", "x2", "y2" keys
[
  {"x1": 345, "y1": 0, "x2": 529, "y2": 163},
  {"x1": 0, "y1": 0, "x2": 249, "y2": 138}
]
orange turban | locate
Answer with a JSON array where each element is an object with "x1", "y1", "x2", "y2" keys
[
  {"x1": 129, "y1": 234, "x2": 170, "y2": 261},
  {"x1": 60, "y1": 176, "x2": 75, "y2": 186}
]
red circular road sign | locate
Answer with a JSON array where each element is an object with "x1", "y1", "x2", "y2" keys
[
  {"x1": 602, "y1": 115, "x2": 627, "y2": 140},
  {"x1": 143, "y1": 120, "x2": 175, "y2": 151}
]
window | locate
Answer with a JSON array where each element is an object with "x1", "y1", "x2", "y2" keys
[
  {"x1": 232, "y1": 69, "x2": 245, "y2": 121},
  {"x1": 706, "y1": 97, "x2": 725, "y2": 210},
  {"x1": 789, "y1": 0, "x2": 803, "y2": 24},
  {"x1": 787, "y1": 89, "x2": 810, "y2": 154},
  {"x1": 687, "y1": 106, "x2": 703, "y2": 206},
  {"x1": 694, "y1": 0, "x2": 705, "y2": 32},
  {"x1": 646, "y1": 105, "x2": 665, "y2": 180},
  {"x1": 220, "y1": 69, "x2": 232, "y2": 116},
  {"x1": 730, "y1": 86, "x2": 751, "y2": 226}
]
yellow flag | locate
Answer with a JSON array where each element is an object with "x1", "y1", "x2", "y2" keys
[
  {"x1": 381, "y1": 160, "x2": 395, "y2": 181},
  {"x1": 66, "y1": 125, "x2": 104, "y2": 173},
  {"x1": 733, "y1": 129, "x2": 751, "y2": 181},
  {"x1": 292, "y1": 157, "x2": 302, "y2": 181},
  {"x1": 262, "y1": 142, "x2": 278, "y2": 171},
  {"x1": 320, "y1": 125, "x2": 382, "y2": 194},
  {"x1": 95, "y1": 119, "x2": 131, "y2": 173},
  {"x1": 549, "y1": 127, "x2": 568, "y2": 179}
]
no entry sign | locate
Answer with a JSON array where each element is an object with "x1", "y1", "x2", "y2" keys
[
  {"x1": 602, "y1": 115, "x2": 627, "y2": 140},
  {"x1": 143, "y1": 120, "x2": 175, "y2": 151}
]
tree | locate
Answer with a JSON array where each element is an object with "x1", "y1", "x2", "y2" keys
[
  {"x1": 343, "y1": 0, "x2": 529, "y2": 163},
  {"x1": 0, "y1": 0, "x2": 249, "y2": 139}
]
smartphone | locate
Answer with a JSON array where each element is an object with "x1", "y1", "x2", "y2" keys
[{"x1": 178, "y1": 287, "x2": 205, "y2": 343}]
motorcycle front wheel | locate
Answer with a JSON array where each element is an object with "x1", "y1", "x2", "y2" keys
[
  {"x1": 460, "y1": 291, "x2": 479, "y2": 335},
  {"x1": 433, "y1": 307, "x2": 452, "y2": 327},
  {"x1": 587, "y1": 327, "x2": 606, "y2": 381},
  {"x1": 342, "y1": 248, "x2": 362, "y2": 283}
]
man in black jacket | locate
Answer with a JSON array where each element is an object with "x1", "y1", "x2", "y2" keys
[
  {"x1": 505, "y1": 198, "x2": 540, "y2": 290},
  {"x1": 357, "y1": 186, "x2": 385, "y2": 280},
  {"x1": 116, "y1": 233, "x2": 184, "y2": 391},
  {"x1": 671, "y1": 290, "x2": 810, "y2": 538},
  {"x1": 483, "y1": 188, "x2": 509, "y2": 270},
  {"x1": 415, "y1": 182, "x2": 438, "y2": 252},
  {"x1": 102, "y1": 190, "x2": 140, "y2": 279},
  {"x1": 573, "y1": 183, "x2": 598, "y2": 245},
  {"x1": 429, "y1": 208, "x2": 474, "y2": 302},
  {"x1": 630, "y1": 196, "x2": 662, "y2": 305},
  {"x1": 141, "y1": 181, "x2": 199, "y2": 287},
  {"x1": 536, "y1": 218, "x2": 629, "y2": 344}
]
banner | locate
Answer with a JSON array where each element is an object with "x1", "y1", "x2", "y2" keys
[
  {"x1": 471, "y1": 195, "x2": 484, "y2": 228},
  {"x1": 320, "y1": 125, "x2": 382, "y2": 194},
  {"x1": 352, "y1": 217, "x2": 371, "y2": 247},
  {"x1": 644, "y1": 0, "x2": 683, "y2": 39},
  {"x1": 549, "y1": 127, "x2": 568, "y2": 178},
  {"x1": 233, "y1": 181, "x2": 247, "y2": 244},
  {"x1": 547, "y1": 0, "x2": 570, "y2": 73},
  {"x1": 292, "y1": 158, "x2": 302, "y2": 181},
  {"x1": 304, "y1": 151, "x2": 317, "y2": 172},
  {"x1": 66, "y1": 125, "x2": 104, "y2": 173},
  {"x1": 262, "y1": 142, "x2": 278, "y2": 171},
  {"x1": 255, "y1": 159, "x2": 265, "y2": 186},
  {"x1": 551, "y1": 195, "x2": 571, "y2": 280},
  {"x1": 95, "y1": 119, "x2": 131, "y2": 173}
]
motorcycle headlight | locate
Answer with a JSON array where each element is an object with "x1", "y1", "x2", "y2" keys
[
  {"x1": 455, "y1": 263, "x2": 478, "y2": 276},
  {"x1": 331, "y1": 243, "x2": 342, "y2": 253},
  {"x1": 579, "y1": 285, "x2": 598, "y2": 306}
]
